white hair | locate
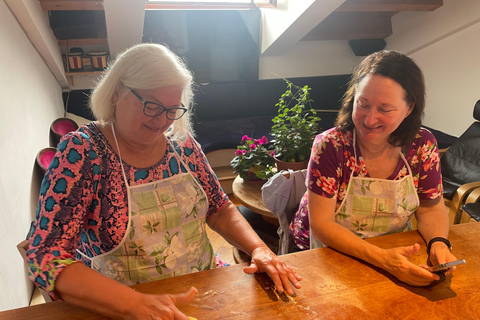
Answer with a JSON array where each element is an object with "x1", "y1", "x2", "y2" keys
[{"x1": 89, "y1": 43, "x2": 194, "y2": 138}]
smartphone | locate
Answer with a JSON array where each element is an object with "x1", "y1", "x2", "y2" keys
[{"x1": 427, "y1": 259, "x2": 466, "y2": 272}]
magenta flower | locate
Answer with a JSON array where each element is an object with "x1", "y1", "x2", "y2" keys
[
  {"x1": 241, "y1": 150, "x2": 247, "y2": 155},
  {"x1": 259, "y1": 136, "x2": 268, "y2": 145},
  {"x1": 242, "y1": 135, "x2": 251, "y2": 142},
  {"x1": 250, "y1": 143, "x2": 257, "y2": 150},
  {"x1": 235, "y1": 150, "x2": 243, "y2": 156}
]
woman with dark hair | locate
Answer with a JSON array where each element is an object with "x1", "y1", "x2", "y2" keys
[{"x1": 290, "y1": 50, "x2": 457, "y2": 286}]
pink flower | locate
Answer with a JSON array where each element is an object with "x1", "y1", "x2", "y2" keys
[
  {"x1": 259, "y1": 136, "x2": 268, "y2": 145},
  {"x1": 235, "y1": 150, "x2": 243, "y2": 156},
  {"x1": 269, "y1": 151, "x2": 275, "y2": 157},
  {"x1": 250, "y1": 143, "x2": 257, "y2": 150},
  {"x1": 242, "y1": 135, "x2": 251, "y2": 142},
  {"x1": 241, "y1": 150, "x2": 247, "y2": 155}
]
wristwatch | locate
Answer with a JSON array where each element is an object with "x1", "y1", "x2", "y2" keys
[{"x1": 427, "y1": 237, "x2": 452, "y2": 255}]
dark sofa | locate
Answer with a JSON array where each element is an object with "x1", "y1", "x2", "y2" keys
[
  {"x1": 191, "y1": 75, "x2": 350, "y2": 153},
  {"x1": 64, "y1": 74, "x2": 457, "y2": 153}
]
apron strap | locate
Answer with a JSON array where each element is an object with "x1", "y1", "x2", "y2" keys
[{"x1": 111, "y1": 123, "x2": 131, "y2": 187}]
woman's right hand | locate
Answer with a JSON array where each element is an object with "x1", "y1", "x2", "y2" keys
[
  {"x1": 379, "y1": 243, "x2": 440, "y2": 286},
  {"x1": 126, "y1": 287, "x2": 197, "y2": 320}
]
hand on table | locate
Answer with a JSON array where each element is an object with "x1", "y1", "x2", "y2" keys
[
  {"x1": 243, "y1": 246, "x2": 302, "y2": 295},
  {"x1": 126, "y1": 287, "x2": 197, "y2": 320},
  {"x1": 380, "y1": 243, "x2": 444, "y2": 286}
]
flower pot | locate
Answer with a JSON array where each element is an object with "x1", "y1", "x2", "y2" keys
[
  {"x1": 245, "y1": 169, "x2": 266, "y2": 182},
  {"x1": 274, "y1": 157, "x2": 308, "y2": 172}
]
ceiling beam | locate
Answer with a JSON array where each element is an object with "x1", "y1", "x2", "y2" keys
[
  {"x1": 301, "y1": 11, "x2": 393, "y2": 41},
  {"x1": 39, "y1": 0, "x2": 104, "y2": 11},
  {"x1": 336, "y1": 0, "x2": 443, "y2": 12}
]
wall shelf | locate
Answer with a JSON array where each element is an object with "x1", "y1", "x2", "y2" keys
[
  {"x1": 58, "y1": 38, "x2": 108, "y2": 47},
  {"x1": 65, "y1": 71, "x2": 103, "y2": 85}
]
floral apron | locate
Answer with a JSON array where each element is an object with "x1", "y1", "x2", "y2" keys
[
  {"x1": 310, "y1": 131, "x2": 420, "y2": 249},
  {"x1": 78, "y1": 124, "x2": 215, "y2": 285}
]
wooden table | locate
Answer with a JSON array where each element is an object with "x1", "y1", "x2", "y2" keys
[
  {"x1": 232, "y1": 176, "x2": 275, "y2": 220},
  {"x1": 2, "y1": 223, "x2": 479, "y2": 319}
]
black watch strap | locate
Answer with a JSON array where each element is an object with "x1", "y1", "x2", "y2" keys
[{"x1": 427, "y1": 237, "x2": 452, "y2": 255}]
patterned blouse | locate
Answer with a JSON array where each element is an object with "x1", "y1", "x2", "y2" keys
[
  {"x1": 26, "y1": 122, "x2": 229, "y2": 299},
  {"x1": 290, "y1": 127, "x2": 443, "y2": 250}
]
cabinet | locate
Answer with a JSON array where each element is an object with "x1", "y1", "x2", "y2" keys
[{"x1": 40, "y1": 0, "x2": 109, "y2": 86}]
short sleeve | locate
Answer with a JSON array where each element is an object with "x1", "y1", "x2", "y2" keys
[
  {"x1": 407, "y1": 129, "x2": 443, "y2": 200},
  {"x1": 307, "y1": 128, "x2": 351, "y2": 199}
]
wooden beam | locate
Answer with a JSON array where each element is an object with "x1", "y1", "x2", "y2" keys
[
  {"x1": 39, "y1": 0, "x2": 104, "y2": 11},
  {"x1": 336, "y1": 0, "x2": 443, "y2": 12},
  {"x1": 58, "y1": 38, "x2": 108, "y2": 46},
  {"x1": 301, "y1": 12, "x2": 393, "y2": 41}
]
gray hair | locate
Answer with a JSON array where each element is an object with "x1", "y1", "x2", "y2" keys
[{"x1": 89, "y1": 43, "x2": 194, "y2": 138}]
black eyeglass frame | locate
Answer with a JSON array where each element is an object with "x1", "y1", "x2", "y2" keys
[{"x1": 129, "y1": 88, "x2": 188, "y2": 120}]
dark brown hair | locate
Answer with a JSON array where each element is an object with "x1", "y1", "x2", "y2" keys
[{"x1": 335, "y1": 50, "x2": 425, "y2": 148}]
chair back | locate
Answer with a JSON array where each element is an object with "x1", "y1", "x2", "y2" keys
[
  {"x1": 262, "y1": 169, "x2": 307, "y2": 255},
  {"x1": 441, "y1": 100, "x2": 480, "y2": 199},
  {"x1": 50, "y1": 118, "x2": 79, "y2": 146},
  {"x1": 36, "y1": 147, "x2": 57, "y2": 173}
]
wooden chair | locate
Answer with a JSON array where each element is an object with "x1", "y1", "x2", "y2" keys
[
  {"x1": 459, "y1": 186, "x2": 480, "y2": 223},
  {"x1": 441, "y1": 100, "x2": 480, "y2": 224}
]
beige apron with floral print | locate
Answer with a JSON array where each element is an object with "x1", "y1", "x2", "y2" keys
[
  {"x1": 310, "y1": 131, "x2": 420, "y2": 249},
  {"x1": 77, "y1": 125, "x2": 215, "y2": 285}
]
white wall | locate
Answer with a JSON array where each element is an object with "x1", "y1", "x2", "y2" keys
[
  {"x1": 260, "y1": 0, "x2": 479, "y2": 136},
  {"x1": 0, "y1": 0, "x2": 64, "y2": 311},
  {"x1": 259, "y1": 40, "x2": 361, "y2": 79},
  {"x1": 386, "y1": 0, "x2": 480, "y2": 137}
]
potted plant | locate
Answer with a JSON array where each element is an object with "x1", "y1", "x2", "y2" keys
[
  {"x1": 270, "y1": 78, "x2": 321, "y2": 170},
  {"x1": 230, "y1": 135, "x2": 276, "y2": 181}
]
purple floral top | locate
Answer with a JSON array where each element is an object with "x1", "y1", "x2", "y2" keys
[
  {"x1": 26, "y1": 122, "x2": 229, "y2": 299},
  {"x1": 290, "y1": 127, "x2": 443, "y2": 250}
]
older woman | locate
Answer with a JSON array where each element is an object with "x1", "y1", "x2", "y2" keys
[
  {"x1": 27, "y1": 43, "x2": 301, "y2": 319},
  {"x1": 290, "y1": 50, "x2": 457, "y2": 286}
]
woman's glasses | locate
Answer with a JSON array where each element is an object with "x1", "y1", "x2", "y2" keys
[{"x1": 129, "y1": 89, "x2": 188, "y2": 120}]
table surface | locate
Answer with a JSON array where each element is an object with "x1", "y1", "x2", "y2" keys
[
  {"x1": 232, "y1": 176, "x2": 275, "y2": 219},
  {"x1": 2, "y1": 223, "x2": 479, "y2": 320}
]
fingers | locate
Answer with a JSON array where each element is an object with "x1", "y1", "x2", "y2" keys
[
  {"x1": 170, "y1": 287, "x2": 198, "y2": 305},
  {"x1": 243, "y1": 262, "x2": 258, "y2": 275},
  {"x1": 401, "y1": 243, "x2": 420, "y2": 258},
  {"x1": 248, "y1": 257, "x2": 301, "y2": 296}
]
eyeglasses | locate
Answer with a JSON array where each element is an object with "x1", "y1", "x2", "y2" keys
[{"x1": 129, "y1": 89, "x2": 188, "y2": 120}]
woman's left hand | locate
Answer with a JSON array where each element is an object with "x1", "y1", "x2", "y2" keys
[
  {"x1": 426, "y1": 242, "x2": 458, "y2": 276},
  {"x1": 243, "y1": 246, "x2": 302, "y2": 296}
]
